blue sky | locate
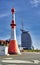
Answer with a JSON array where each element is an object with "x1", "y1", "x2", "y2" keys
[{"x1": 0, "y1": 0, "x2": 40, "y2": 49}]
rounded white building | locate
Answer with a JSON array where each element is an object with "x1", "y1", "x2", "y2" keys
[{"x1": 21, "y1": 30, "x2": 32, "y2": 50}]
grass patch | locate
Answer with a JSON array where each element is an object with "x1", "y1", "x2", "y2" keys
[{"x1": 23, "y1": 50, "x2": 40, "y2": 52}]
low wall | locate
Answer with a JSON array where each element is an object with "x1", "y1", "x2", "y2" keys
[{"x1": 0, "y1": 46, "x2": 8, "y2": 56}]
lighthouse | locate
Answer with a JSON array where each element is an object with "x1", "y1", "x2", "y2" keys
[{"x1": 8, "y1": 8, "x2": 20, "y2": 54}]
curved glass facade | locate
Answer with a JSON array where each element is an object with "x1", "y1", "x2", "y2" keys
[{"x1": 21, "y1": 31, "x2": 32, "y2": 50}]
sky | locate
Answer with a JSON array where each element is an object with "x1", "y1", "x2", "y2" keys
[{"x1": 0, "y1": 0, "x2": 40, "y2": 49}]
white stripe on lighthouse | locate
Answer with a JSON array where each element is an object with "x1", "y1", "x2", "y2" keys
[
  {"x1": 12, "y1": 13, "x2": 16, "y2": 24},
  {"x1": 11, "y1": 28, "x2": 16, "y2": 40},
  {"x1": 13, "y1": 13, "x2": 15, "y2": 23}
]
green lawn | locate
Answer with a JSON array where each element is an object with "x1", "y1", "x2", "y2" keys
[{"x1": 23, "y1": 50, "x2": 40, "y2": 52}]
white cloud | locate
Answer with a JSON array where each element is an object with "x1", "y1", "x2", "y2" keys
[
  {"x1": 0, "y1": 13, "x2": 10, "y2": 18},
  {"x1": 30, "y1": 0, "x2": 40, "y2": 7}
]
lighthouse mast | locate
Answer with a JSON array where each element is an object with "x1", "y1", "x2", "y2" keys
[
  {"x1": 8, "y1": 8, "x2": 20, "y2": 54},
  {"x1": 11, "y1": 8, "x2": 16, "y2": 40}
]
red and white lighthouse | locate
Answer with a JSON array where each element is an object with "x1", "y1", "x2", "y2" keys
[{"x1": 8, "y1": 8, "x2": 20, "y2": 54}]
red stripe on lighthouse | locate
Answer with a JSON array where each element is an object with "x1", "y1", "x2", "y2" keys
[{"x1": 10, "y1": 20, "x2": 16, "y2": 28}]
